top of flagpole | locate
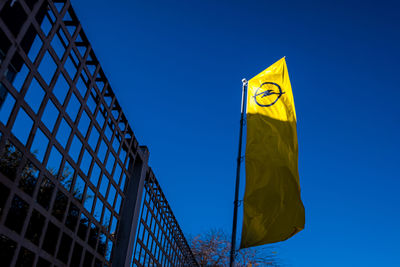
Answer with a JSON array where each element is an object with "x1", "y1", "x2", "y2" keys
[{"x1": 240, "y1": 79, "x2": 247, "y2": 113}]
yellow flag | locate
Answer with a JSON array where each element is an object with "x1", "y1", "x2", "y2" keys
[{"x1": 240, "y1": 57, "x2": 305, "y2": 248}]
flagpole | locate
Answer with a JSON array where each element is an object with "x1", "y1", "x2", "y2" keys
[{"x1": 229, "y1": 78, "x2": 247, "y2": 267}]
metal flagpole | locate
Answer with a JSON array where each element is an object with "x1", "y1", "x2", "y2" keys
[{"x1": 229, "y1": 78, "x2": 248, "y2": 267}]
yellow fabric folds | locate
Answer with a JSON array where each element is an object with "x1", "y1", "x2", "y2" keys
[{"x1": 241, "y1": 57, "x2": 305, "y2": 248}]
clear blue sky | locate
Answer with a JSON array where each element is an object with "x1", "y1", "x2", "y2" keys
[{"x1": 71, "y1": 0, "x2": 400, "y2": 266}]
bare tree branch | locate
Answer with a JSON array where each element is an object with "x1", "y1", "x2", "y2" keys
[{"x1": 189, "y1": 229, "x2": 281, "y2": 267}]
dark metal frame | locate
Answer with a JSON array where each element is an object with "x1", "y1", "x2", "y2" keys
[
  {"x1": 0, "y1": 0, "x2": 197, "y2": 266},
  {"x1": 0, "y1": 0, "x2": 140, "y2": 265},
  {"x1": 132, "y1": 168, "x2": 198, "y2": 267}
]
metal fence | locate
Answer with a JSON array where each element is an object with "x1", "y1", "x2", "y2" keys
[
  {"x1": 132, "y1": 169, "x2": 198, "y2": 267},
  {"x1": 0, "y1": 0, "x2": 197, "y2": 266}
]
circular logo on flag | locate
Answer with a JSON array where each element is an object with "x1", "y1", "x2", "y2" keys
[{"x1": 253, "y1": 82, "x2": 285, "y2": 107}]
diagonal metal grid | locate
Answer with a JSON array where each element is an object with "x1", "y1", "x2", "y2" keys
[
  {"x1": 0, "y1": 0, "x2": 197, "y2": 266},
  {"x1": 132, "y1": 169, "x2": 198, "y2": 267}
]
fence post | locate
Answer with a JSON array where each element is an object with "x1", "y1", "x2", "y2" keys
[{"x1": 112, "y1": 146, "x2": 149, "y2": 267}]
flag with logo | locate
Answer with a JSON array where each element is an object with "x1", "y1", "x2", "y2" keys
[{"x1": 240, "y1": 57, "x2": 305, "y2": 248}]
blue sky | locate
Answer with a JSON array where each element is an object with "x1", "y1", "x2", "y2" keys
[{"x1": 71, "y1": 0, "x2": 400, "y2": 266}]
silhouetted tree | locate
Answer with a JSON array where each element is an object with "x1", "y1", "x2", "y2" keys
[
  {"x1": 0, "y1": 140, "x2": 106, "y2": 255},
  {"x1": 0, "y1": 141, "x2": 22, "y2": 180},
  {"x1": 189, "y1": 229, "x2": 280, "y2": 267}
]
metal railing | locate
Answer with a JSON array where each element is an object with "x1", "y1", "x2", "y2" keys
[
  {"x1": 0, "y1": 0, "x2": 197, "y2": 266},
  {"x1": 132, "y1": 169, "x2": 198, "y2": 267}
]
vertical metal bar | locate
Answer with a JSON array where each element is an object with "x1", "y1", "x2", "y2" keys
[
  {"x1": 112, "y1": 146, "x2": 149, "y2": 267},
  {"x1": 229, "y1": 78, "x2": 247, "y2": 267}
]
